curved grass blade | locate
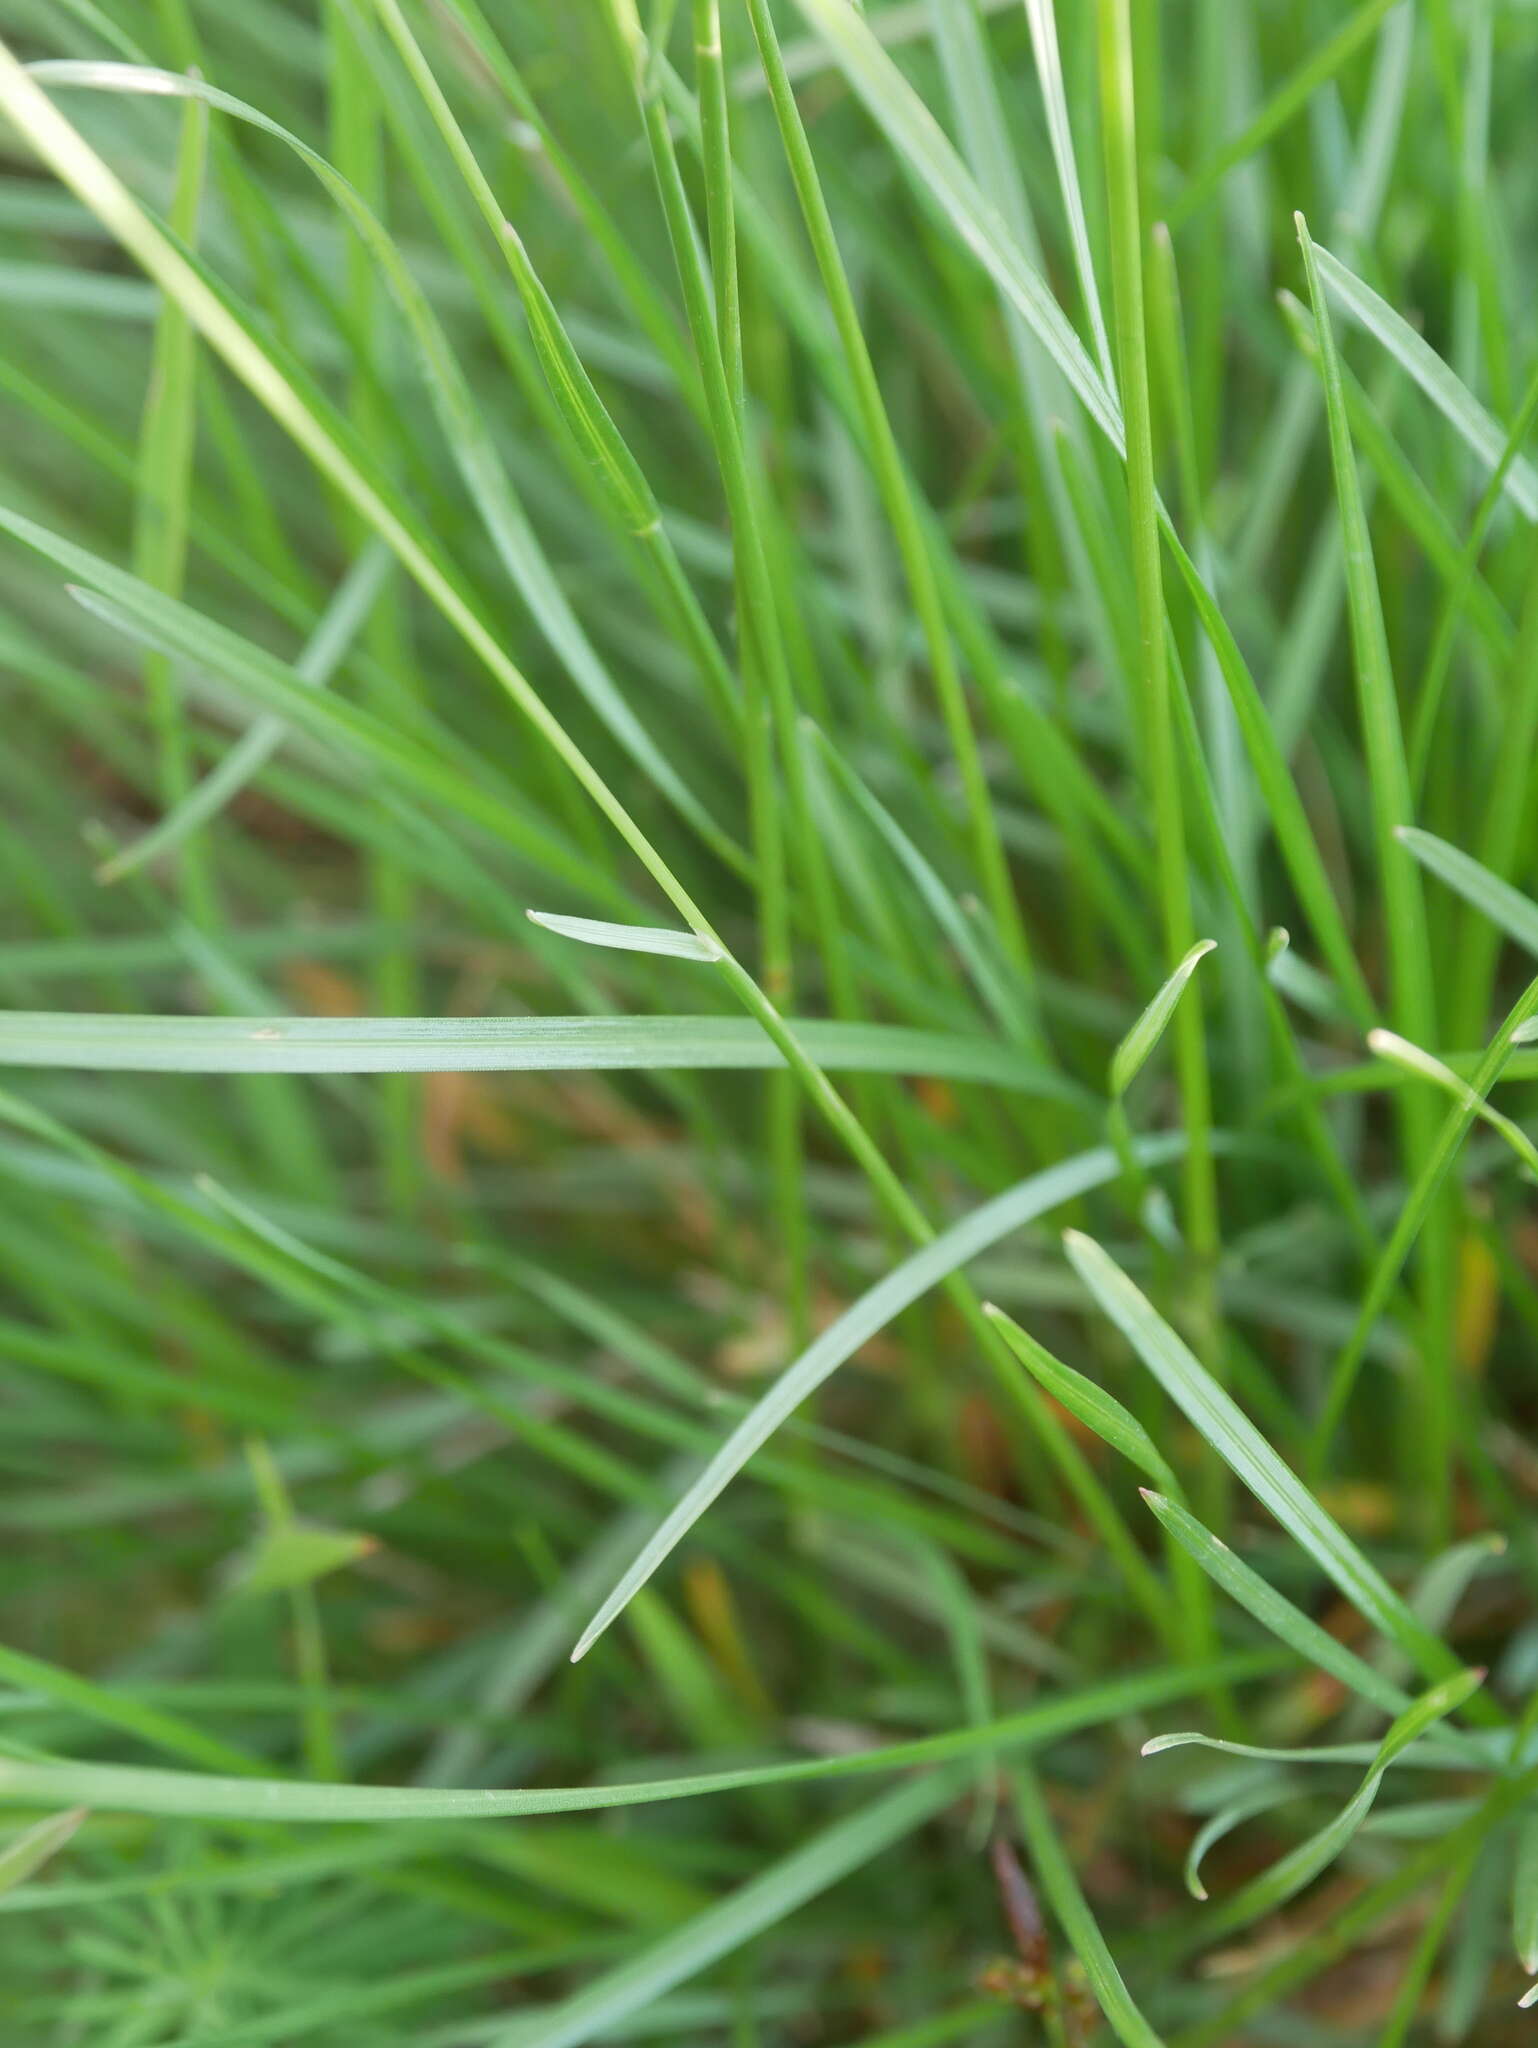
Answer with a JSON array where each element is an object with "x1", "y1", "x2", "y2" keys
[
  {"x1": 0, "y1": 1652, "x2": 1269, "y2": 1823},
  {"x1": 1064, "y1": 1232, "x2": 1467, "y2": 1692},
  {"x1": 1184, "y1": 1786, "x2": 1296, "y2": 1903},
  {"x1": 572, "y1": 1134, "x2": 1187, "y2": 1661},
  {"x1": 1368, "y1": 1030, "x2": 1538, "y2": 1178},
  {"x1": 1147, "y1": 1669, "x2": 1486, "y2": 1931}
]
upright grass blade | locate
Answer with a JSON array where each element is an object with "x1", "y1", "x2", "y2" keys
[
  {"x1": 1098, "y1": 0, "x2": 1216, "y2": 1272},
  {"x1": 1012, "y1": 1766, "x2": 1168, "y2": 2048},
  {"x1": 744, "y1": 0, "x2": 1035, "y2": 992},
  {"x1": 1166, "y1": 0, "x2": 1407, "y2": 230},
  {"x1": 133, "y1": 83, "x2": 209, "y2": 918}
]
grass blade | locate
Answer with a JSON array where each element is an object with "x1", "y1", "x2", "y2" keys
[
  {"x1": 525, "y1": 912, "x2": 725, "y2": 963},
  {"x1": 573, "y1": 1135, "x2": 1187, "y2": 1660},
  {"x1": 0, "y1": 1808, "x2": 88, "y2": 1898},
  {"x1": 1063, "y1": 1231, "x2": 1466, "y2": 1690},
  {"x1": 1109, "y1": 940, "x2": 1216, "y2": 1100},
  {"x1": 1398, "y1": 825, "x2": 1538, "y2": 962},
  {"x1": 1313, "y1": 241, "x2": 1538, "y2": 520}
]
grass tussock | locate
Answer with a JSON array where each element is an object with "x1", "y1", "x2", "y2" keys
[{"x1": 1, "y1": 0, "x2": 1538, "y2": 2041}]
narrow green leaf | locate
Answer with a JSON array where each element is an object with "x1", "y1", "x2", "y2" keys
[
  {"x1": 573, "y1": 1135, "x2": 1187, "y2": 1661},
  {"x1": 226, "y1": 1523, "x2": 375, "y2": 1599},
  {"x1": 0, "y1": 1009, "x2": 1080, "y2": 1095},
  {"x1": 1397, "y1": 825, "x2": 1538, "y2": 962},
  {"x1": 1367, "y1": 1029, "x2": 1538, "y2": 1178},
  {"x1": 1109, "y1": 940, "x2": 1217, "y2": 1099},
  {"x1": 1139, "y1": 1490, "x2": 1418, "y2": 1723},
  {"x1": 1313, "y1": 241, "x2": 1538, "y2": 520},
  {"x1": 0, "y1": 1808, "x2": 87, "y2": 1898},
  {"x1": 1064, "y1": 1231, "x2": 1461, "y2": 1688},
  {"x1": 986, "y1": 1305, "x2": 1175, "y2": 1490},
  {"x1": 0, "y1": 1652, "x2": 1270, "y2": 1822},
  {"x1": 1515, "y1": 1810, "x2": 1538, "y2": 1976}
]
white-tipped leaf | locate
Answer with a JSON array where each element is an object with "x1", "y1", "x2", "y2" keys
[{"x1": 526, "y1": 911, "x2": 724, "y2": 961}]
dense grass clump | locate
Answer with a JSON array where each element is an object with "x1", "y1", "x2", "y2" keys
[{"x1": 4, "y1": 0, "x2": 1538, "y2": 2039}]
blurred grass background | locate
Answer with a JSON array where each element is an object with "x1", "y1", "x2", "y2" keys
[{"x1": 2, "y1": 0, "x2": 1538, "y2": 2041}]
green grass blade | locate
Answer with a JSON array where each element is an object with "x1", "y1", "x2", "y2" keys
[
  {"x1": 1398, "y1": 825, "x2": 1538, "y2": 962},
  {"x1": 524, "y1": 912, "x2": 726, "y2": 963},
  {"x1": 0, "y1": 1808, "x2": 88, "y2": 1899},
  {"x1": 1313, "y1": 241, "x2": 1538, "y2": 520},
  {"x1": 1514, "y1": 1810, "x2": 1538, "y2": 1976},
  {"x1": 1012, "y1": 1765, "x2": 1168, "y2": 2048},
  {"x1": 986, "y1": 1305, "x2": 1175, "y2": 1491},
  {"x1": 0, "y1": 1008, "x2": 1081, "y2": 1094},
  {"x1": 1109, "y1": 940, "x2": 1216, "y2": 1100},
  {"x1": 1063, "y1": 1231, "x2": 1466, "y2": 1690},
  {"x1": 0, "y1": 1655, "x2": 1269, "y2": 1822},
  {"x1": 1367, "y1": 1030, "x2": 1538, "y2": 1179},
  {"x1": 1149, "y1": 1669, "x2": 1485, "y2": 1933},
  {"x1": 1140, "y1": 1489, "x2": 1426, "y2": 1723},
  {"x1": 573, "y1": 1134, "x2": 1187, "y2": 1660}
]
